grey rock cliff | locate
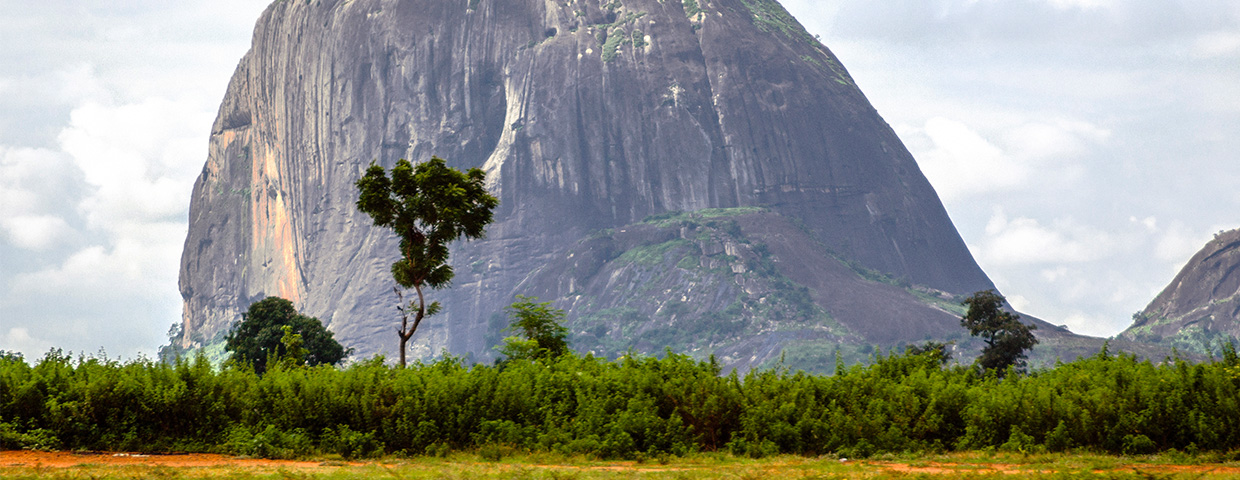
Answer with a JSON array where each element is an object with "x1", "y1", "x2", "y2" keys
[{"x1": 177, "y1": 0, "x2": 995, "y2": 360}]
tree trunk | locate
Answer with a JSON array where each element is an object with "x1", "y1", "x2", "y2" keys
[{"x1": 396, "y1": 285, "x2": 427, "y2": 368}]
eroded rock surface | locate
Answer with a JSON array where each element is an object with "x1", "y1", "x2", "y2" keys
[{"x1": 177, "y1": 0, "x2": 995, "y2": 360}]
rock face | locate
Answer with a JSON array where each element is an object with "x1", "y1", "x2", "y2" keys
[
  {"x1": 510, "y1": 207, "x2": 984, "y2": 372},
  {"x1": 1120, "y1": 229, "x2": 1240, "y2": 353},
  {"x1": 177, "y1": 0, "x2": 996, "y2": 361}
]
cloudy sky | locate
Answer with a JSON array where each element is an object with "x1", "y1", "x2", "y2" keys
[{"x1": 1, "y1": 0, "x2": 1237, "y2": 360}]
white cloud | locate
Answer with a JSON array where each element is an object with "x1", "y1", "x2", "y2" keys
[
  {"x1": 1039, "y1": 266, "x2": 1069, "y2": 282},
  {"x1": 4, "y1": 225, "x2": 185, "y2": 359},
  {"x1": 1005, "y1": 293, "x2": 1032, "y2": 312},
  {"x1": 0, "y1": 94, "x2": 207, "y2": 359},
  {"x1": 1061, "y1": 312, "x2": 1118, "y2": 337},
  {"x1": 0, "y1": 1, "x2": 269, "y2": 361},
  {"x1": 980, "y1": 208, "x2": 1113, "y2": 266},
  {"x1": 793, "y1": 0, "x2": 1240, "y2": 340},
  {"x1": 58, "y1": 98, "x2": 211, "y2": 230},
  {"x1": 1001, "y1": 119, "x2": 1110, "y2": 162},
  {"x1": 1130, "y1": 216, "x2": 1157, "y2": 232},
  {"x1": 1, "y1": 215, "x2": 78, "y2": 251},
  {"x1": 1043, "y1": 0, "x2": 1116, "y2": 11},
  {"x1": 910, "y1": 117, "x2": 1030, "y2": 201},
  {"x1": 1154, "y1": 223, "x2": 1221, "y2": 264},
  {"x1": 0, "y1": 146, "x2": 84, "y2": 216},
  {"x1": 1193, "y1": 31, "x2": 1240, "y2": 58},
  {"x1": 0, "y1": 328, "x2": 52, "y2": 359},
  {"x1": 55, "y1": 63, "x2": 109, "y2": 104}
]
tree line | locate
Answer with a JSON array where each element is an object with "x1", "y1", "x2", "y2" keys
[{"x1": 3, "y1": 341, "x2": 1238, "y2": 458}]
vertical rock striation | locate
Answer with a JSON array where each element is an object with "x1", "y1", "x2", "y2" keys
[{"x1": 178, "y1": 0, "x2": 994, "y2": 359}]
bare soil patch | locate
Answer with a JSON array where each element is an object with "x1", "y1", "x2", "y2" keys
[
  {"x1": 7, "y1": 450, "x2": 1240, "y2": 478},
  {"x1": 0, "y1": 450, "x2": 357, "y2": 470}
]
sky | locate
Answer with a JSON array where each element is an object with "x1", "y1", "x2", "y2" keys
[{"x1": 1, "y1": 0, "x2": 1238, "y2": 360}]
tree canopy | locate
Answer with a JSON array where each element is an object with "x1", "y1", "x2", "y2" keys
[
  {"x1": 224, "y1": 296, "x2": 350, "y2": 374},
  {"x1": 961, "y1": 289, "x2": 1038, "y2": 375},
  {"x1": 355, "y1": 157, "x2": 499, "y2": 367},
  {"x1": 497, "y1": 296, "x2": 570, "y2": 362}
]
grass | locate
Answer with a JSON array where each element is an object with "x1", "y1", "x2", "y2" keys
[
  {"x1": 616, "y1": 238, "x2": 692, "y2": 266},
  {"x1": 6, "y1": 450, "x2": 1240, "y2": 479},
  {"x1": 640, "y1": 206, "x2": 767, "y2": 228}
]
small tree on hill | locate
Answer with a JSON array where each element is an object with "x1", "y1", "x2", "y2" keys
[
  {"x1": 355, "y1": 157, "x2": 499, "y2": 367},
  {"x1": 225, "y1": 296, "x2": 350, "y2": 374},
  {"x1": 961, "y1": 289, "x2": 1038, "y2": 375},
  {"x1": 497, "y1": 296, "x2": 570, "y2": 362}
]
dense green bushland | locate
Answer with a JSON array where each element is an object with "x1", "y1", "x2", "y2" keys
[{"x1": 2, "y1": 345, "x2": 1239, "y2": 459}]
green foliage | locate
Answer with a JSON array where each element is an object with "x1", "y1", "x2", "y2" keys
[
  {"x1": 355, "y1": 156, "x2": 498, "y2": 366},
  {"x1": 592, "y1": 11, "x2": 648, "y2": 62},
  {"x1": 681, "y1": 0, "x2": 703, "y2": 17},
  {"x1": 224, "y1": 424, "x2": 313, "y2": 459},
  {"x1": 4, "y1": 346, "x2": 1240, "y2": 458},
  {"x1": 640, "y1": 207, "x2": 766, "y2": 227},
  {"x1": 321, "y1": 424, "x2": 384, "y2": 459},
  {"x1": 961, "y1": 290, "x2": 1038, "y2": 375},
  {"x1": 739, "y1": 0, "x2": 815, "y2": 44},
  {"x1": 631, "y1": 29, "x2": 648, "y2": 48},
  {"x1": 905, "y1": 341, "x2": 954, "y2": 366},
  {"x1": 225, "y1": 297, "x2": 349, "y2": 375},
  {"x1": 355, "y1": 157, "x2": 497, "y2": 291},
  {"x1": 278, "y1": 325, "x2": 309, "y2": 369},
  {"x1": 601, "y1": 31, "x2": 625, "y2": 62},
  {"x1": 497, "y1": 296, "x2": 571, "y2": 361},
  {"x1": 618, "y1": 239, "x2": 692, "y2": 266},
  {"x1": 0, "y1": 423, "x2": 60, "y2": 451}
]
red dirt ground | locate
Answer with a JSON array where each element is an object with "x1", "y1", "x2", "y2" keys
[
  {"x1": 0, "y1": 450, "x2": 358, "y2": 470},
  {"x1": 5, "y1": 450, "x2": 1240, "y2": 476}
]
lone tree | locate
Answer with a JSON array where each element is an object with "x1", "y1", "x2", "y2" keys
[
  {"x1": 496, "y1": 295, "x2": 570, "y2": 362},
  {"x1": 961, "y1": 289, "x2": 1038, "y2": 375},
  {"x1": 225, "y1": 296, "x2": 350, "y2": 374},
  {"x1": 355, "y1": 157, "x2": 498, "y2": 367}
]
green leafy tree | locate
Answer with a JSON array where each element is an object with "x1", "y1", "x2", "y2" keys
[
  {"x1": 497, "y1": 296, "x2": 570, "y2": 361},
  {"x1": 277, "y1": 325, "x2": 309, "y2": 369},
  {"x1": 355, "y1": 157, "x2": 499, "y2": 367},
  {"x1": 225, "y1": 296, "x2": 350, "y2": 374},
  {"x1": 905, "y1": 340, "x2": 954, "y2": 366},
  {"x1": 960, "y1": 289, "x2": 1038, "y2": 375}
]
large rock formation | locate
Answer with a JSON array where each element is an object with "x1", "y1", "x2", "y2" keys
[
  {"x1": 1120, "y1": 229, "x2": 1240, "y2": 353},
  {"x1": 177, "y1": 0, "x2": 998, "y2": 364}
]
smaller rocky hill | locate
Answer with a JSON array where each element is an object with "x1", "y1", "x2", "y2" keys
[{"x1": 1120, "y1": 229, "x2": 1240, "y2": 353}]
